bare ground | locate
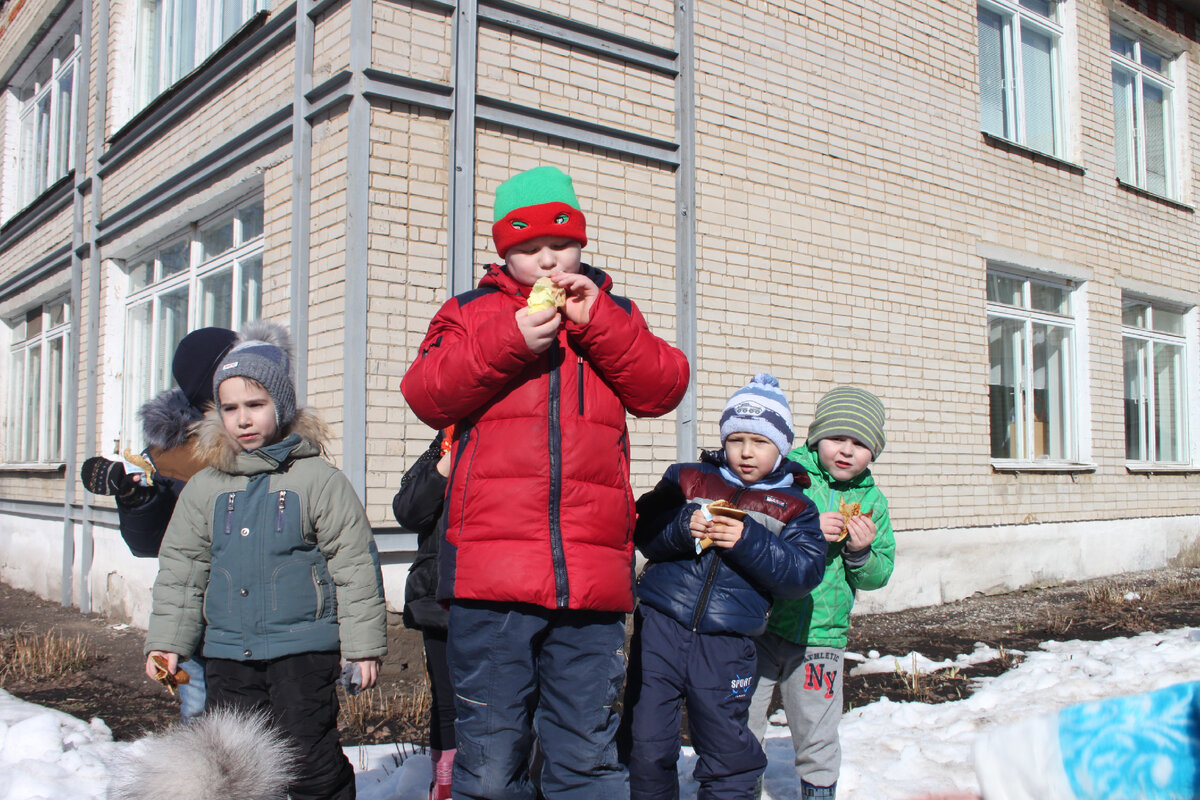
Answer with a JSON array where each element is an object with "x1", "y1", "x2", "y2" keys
[{"x1": 1, "y1": 567, "x2": 1198, "y2": 744}]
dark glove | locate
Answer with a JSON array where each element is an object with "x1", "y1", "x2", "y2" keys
[{"x1": 80, "y1": 457, "x2": 147, "y2": 503}]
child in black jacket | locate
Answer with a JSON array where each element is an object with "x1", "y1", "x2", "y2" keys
[{"x1": 392, "y1": 430, "x2": 455, "y2": 800}]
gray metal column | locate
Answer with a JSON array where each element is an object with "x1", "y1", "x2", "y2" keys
[
  {"x1": 449, "y1": 0, "x2": 478, "y2": 297},
  {"x1": 291, "y1": 0, "x2": 315, "y2": 399},
  {"x1": 343, "y1": 0, "x2": 371, "y2": 499},
  {"x1": 64, "y1": 0, "x2": 98, "y2": 609},
  {"x1": 75, "y1": 0, "x2": 112, "y2": 611},
  {"x1": 675, "y1": 0, "x2": 697, "y2": 462}
]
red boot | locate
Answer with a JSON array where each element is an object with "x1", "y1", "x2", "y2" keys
[{"x1": 428, "y1": 747, "x2": 454, "y2": 800}]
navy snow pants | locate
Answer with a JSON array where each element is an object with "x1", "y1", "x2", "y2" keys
[{"x1": 620, "y1": 604, "x2": 766, "y2": 800}]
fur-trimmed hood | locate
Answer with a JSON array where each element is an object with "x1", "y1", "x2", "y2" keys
[
  {"x1": 192, "y1": 405, "x2": 331, "y2": 474},
  {"x1": 139, "y1": 388, "x2": 205, "y2": 451}
]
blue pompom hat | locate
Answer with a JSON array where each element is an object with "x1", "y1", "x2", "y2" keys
[{"x1": 719, "y1": 373, "x2": 794, "y2": 456}]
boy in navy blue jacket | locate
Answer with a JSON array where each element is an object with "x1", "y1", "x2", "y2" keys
[{"x1": 621, "y1": 374, "x2": 827, "y2": 800}]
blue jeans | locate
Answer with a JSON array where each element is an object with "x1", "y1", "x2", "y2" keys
[
  {"x1": 178, "y1": 655, "x2": 207, "y2": 721},
  {"x1": 448, "y1": 601, "x2": 629, "y2": 800}
]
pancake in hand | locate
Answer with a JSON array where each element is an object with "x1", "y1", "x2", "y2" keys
[{"x1": 527, "y1": 276, "x2": 567, "y2": 312}]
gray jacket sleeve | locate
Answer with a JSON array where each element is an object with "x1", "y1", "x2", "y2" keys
[
  {"x1": 313, "y1": 469, "x2": 389, "y2": 660},
  {"x1": 144, "y1": 480, "x2": 212, "y2": 658}
]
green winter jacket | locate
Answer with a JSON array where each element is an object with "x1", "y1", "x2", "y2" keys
[
  {"x1": 145, "y1": 409, "x2": 387, "y2": 662},
  {"x1": 765, "y1": 446, "x2": 895, "y2": 648}
]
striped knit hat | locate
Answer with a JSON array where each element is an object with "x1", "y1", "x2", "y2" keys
[
  {"x1": 719, "y1": 373, "x2": 793, "y2": 456},
  {"x1": 806, "y1": 386, "x2": 886, "y2": 460}
]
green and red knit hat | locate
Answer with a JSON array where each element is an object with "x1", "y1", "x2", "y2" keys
[{"x1": 492, "y1": 166, "x2": 588, "y2": 258}]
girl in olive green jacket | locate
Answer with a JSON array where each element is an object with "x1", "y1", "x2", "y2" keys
[{"x1": 747, "y1": 387, "x2": 895, "y2": 800}]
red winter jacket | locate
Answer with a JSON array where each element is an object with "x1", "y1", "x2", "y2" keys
[{"x1": 401, "y1": 263, "x2": 690, "y2": 612}]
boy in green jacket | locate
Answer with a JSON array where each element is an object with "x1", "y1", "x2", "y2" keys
[{"x1": 747, "y1": 386, "x2": 896, "y2": 800}]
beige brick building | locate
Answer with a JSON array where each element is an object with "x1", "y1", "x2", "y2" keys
[{"x1": 1, "y1": 0, "x2": 1198, "y2": 621}]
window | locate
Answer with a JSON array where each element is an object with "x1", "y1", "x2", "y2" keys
[
  {"x1": 1123, "y1": 298, "x2": 1188, "y2": 464},
  {"x1": 7, "y1": 298, "x2": 70, "y2": 463},
  {"x1": 15, "y1": 27, "x2": 79, "y2": 208},
  {"x1": 977, "y1": 0, "x2": 1064, "y2": 156},
  {"x1": 1111, "y1": 29, "x2": 1175, "y2": 198},
  {"x1": 134, "y1": 0, "x2": 267, "y2": 107},
  {"x1": 123, "y1": 198, "x2": 264, "y2": 449},
  {"x1": 987, "y1": 269, "x2": 1079, "y2": 462}
]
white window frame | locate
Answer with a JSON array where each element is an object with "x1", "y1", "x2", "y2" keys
[
  {"x1": 987, "y1": 266, "x2": 1082, "y2": 466},
  {"x1": 133, "y1": 0, "x2": 268, "y2": 108},
  {"x1": 1111, "y1": 26, "x2": 1177, "y2": 198},
  {"x1": 1122, "y1": 296, "x2": 1192, "y2": 467},
  {"x1": 13, "y1": 24, "x2": 79, "y2": 209},
  {"x1": 977, "y1": 0, "x2": 1065, "y2": 157},
  {"x1": 122, "y1": 197, "x2": 264, "y2": 451},
  {"x1": 6, "y1": 297, "x2": 70, "y2": 465}
]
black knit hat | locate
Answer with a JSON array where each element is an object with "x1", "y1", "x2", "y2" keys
[{"x1": 172, "y1": 327, "x2": 238, "y2": 409}]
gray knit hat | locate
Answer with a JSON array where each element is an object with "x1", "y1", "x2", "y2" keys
[
  {"x1": 212, "y1": 321, "x2": 297, "y2": 428},
  {"x1": 806, "y1": 386, "x2": 886, "y2": 460},
  {"x1": 719, "y1": 373, "x2": 794, "y2": 456}
]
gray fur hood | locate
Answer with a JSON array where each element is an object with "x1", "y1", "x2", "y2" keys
[{"x1": 138, "y1": 388, "x2": 204, "y2": 451}]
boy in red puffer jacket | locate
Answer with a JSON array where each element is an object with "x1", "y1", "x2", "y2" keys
[{"x1": 401, "y1": 165, "x2": 689, "y2": 800}]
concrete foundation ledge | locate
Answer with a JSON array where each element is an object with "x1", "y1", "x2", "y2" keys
[{"x1": 853, "y1": 515, "x2": 1200, "y2": 615}]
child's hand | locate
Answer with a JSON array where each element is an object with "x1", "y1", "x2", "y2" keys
[
  {"x1": 844, "y1": 513, "x2": 877, "y2": 552},
  {"x1": 145, "y1": 650, "x2": 177, "y2": 681},
  {"x1": 352, "y1": 658, "x2": 380, "y2": 690},
  {"x1": 818, "y1": 510, "x2": 847, "y2": 542},
  {"x1": 516, "y1": 306, "x2": 562, "y2": 353},
  {"x1": 551, "y1": 272, "x2": 598, "y2": 325},
  {"x1": 707, "y1": 518, "x2": 744, "y2": 549}
]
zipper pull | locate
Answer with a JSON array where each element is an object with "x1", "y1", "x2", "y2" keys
[
  {"x1": 224, "y1": 493, "x2": 235, "y2": 535},
  {"x1": 276, "y1": 491, "x2": 286, "y2": 533}
]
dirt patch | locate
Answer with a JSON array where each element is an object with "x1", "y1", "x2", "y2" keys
[{"x1": 1, "y1": 567, "x2": 1198, "y2": 744}]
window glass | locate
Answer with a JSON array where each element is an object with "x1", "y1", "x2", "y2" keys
[
  {"x1": 200, "y1": 268, "x2": 233, "y2": 329},
  {"x1": 1111, "y1": 32, "x2": 1135, "y2": 59},
  {"x1": 129, "y1": 260, "x2": 155, "y2": 291},
  {"x1": 1112, "y1": 28, "x2": 1176, "y2": 197},
  {"x1": 201, "y1": 218, "x2": 235, "y2": 260},
  {"x1": 988, "y1": 317, "x2": 1025, "y2": 459},
  {"x1": 160, "y1": 240, "x2": 190, "y2": 278},
  {"x1": 1153, "y1": 307, "x2": 1184, "y2": 335},
  {"x1": 15, "y1": 27, "x2": 79, "y2": 208},
  {"x1": 1019, "y1": 0, "x2": 1053, "y2": 18},
  {"x1": 987, "y1": 268, "x2": 1078, "y2": 461},
  {"x1": 23, "y1": 344, "x2": 41, "y2": 459},
  {"x1": 1154, "y1": 341, "x2": 1184, "y2": 462},
  {"x1": 986, "y1": 272, "x2": 1022, "y2": 306},
  {"x1": 1122, "y1": 296, "x2": 1190, "y2": 463},
  {"x1": 7, "y1": 298, "x2": 70, "y2": 463},
  {"x1": 1021, "y1": 25, "x2": 1057, "y2": 154},
  {"x1": 123, "y1": 197, "x2": 265, "y2": 450},
  {"x1": 1030, "y1": 281, "x2": 1069, "y2": 315},
  {"x1": 1122, "y1": 300, "x2": 1148, "y2": 328},
  {"x1": 977, "y1": 1, "x2": 1062, "y2": 156},
  {"x1": 978, "y1": 7, "x2": 1008, "y2": 138},
  {"x1": 240, "y1": 254, "x2": 263, "y2": 326},
  {"x1": 238, "y1": 204, "x2": 264, "y2": 241}
]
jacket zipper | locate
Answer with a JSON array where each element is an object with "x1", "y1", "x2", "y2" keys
[
  {"x1": 275, "y1": 491, "x2": 286, "y2": 534},
  {"x1": 690, "y1": 488, "x2": 746, "y2": 631},
  {"x1": 548, "y1": 344, "x2": 569, "y2": 608},
  {"x1": 577, "y1": 355, "x2": 585, "y2": 416},
  {"x1": 224, "y1": 493, "x2": 236, "y2": 536}
]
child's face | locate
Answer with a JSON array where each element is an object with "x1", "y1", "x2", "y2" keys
[
  {"x1": 504, "y1": 236, "x2": 582, "y2": 285},
  {"x1": 218, "y1": 378, "x2": 279, "y2": 452},
  {"x1": 723, "y1": 432, "x2": 780, "y2": 484},
  {"x1": 816, "y1": 436, "x2": 873, "y2": 481}
]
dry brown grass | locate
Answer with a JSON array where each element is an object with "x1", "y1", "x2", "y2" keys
[
  {"x1": 338, "y1": 680, "x2": 432, "y2": 742},
  {"x1": 0, "y1": 626, "x2": 97, "y2": 685}
]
